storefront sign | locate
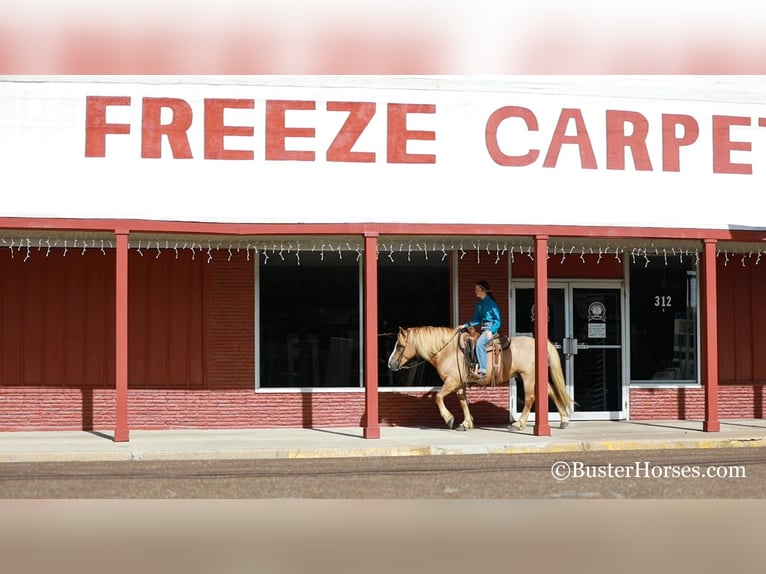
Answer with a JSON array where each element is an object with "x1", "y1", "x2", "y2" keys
[{"x1": 2, "y1": 76, "x2": 766, "y2": 228}]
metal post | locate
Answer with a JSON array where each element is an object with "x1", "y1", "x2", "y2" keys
[
  {"x1": 534, "y1": 235, "x2": 551, "y2": 436},
  {"x1": 114, "y1": 230, "x2": 129, "y2": 442},
  {"x1": 363, "y1": 232, "x2": 380, "y2": 439},
  {"x1": 702, "y1": 239, "x2": 720, "y2": 432}
]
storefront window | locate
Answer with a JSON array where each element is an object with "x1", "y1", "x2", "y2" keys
[
  {"x1": 259, "y1": 251, "x2": 360, "y2": 388},
  {"x1": 629, "y1": 258, "x2": 697, "y2": 383},
  {"x1": 258, "y1": 248, "x2": 450, "y2": 388},
  {"x1": 378, "y1": 257, "x2": 450, "y2": 387}
]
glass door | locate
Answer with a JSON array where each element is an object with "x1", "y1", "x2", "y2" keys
[
  {"x1": 511, "y1": 282, "x2": 626, "y2": 420},
  {"x1": 570, "y1": 287, "x2": 623, "y2": 414}
]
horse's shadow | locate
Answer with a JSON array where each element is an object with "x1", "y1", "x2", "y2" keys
[{"x1": 375, "y1": 391, "x2": 511, "y2": 429}]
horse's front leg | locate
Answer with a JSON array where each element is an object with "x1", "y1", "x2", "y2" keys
[
  {"x1": 435, "y1": 381, "x2": 458, "y2": 429},
  {"x1": 455, "y1": 385, "x2": 474, "y2": 432}
]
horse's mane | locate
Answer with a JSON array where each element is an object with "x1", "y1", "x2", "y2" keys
[{"x1": 406, "y1": 326, "x2": 457, "y2": 355}]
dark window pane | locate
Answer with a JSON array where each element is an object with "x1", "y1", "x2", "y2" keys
[
  {"x1": 629, "y1": 259, "x2": 697, "y2": 382},
  {"x1": 259, "y1": 252, "x2": 359, "y2": 388},
  {"x1": 378, "y1": 258, "x2": 450, "y2": 387}
]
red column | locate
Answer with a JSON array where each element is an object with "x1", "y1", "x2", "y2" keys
[
  {"x1": 114, "y1": 230, "x2": 130, "y2": 442},
  {"x1": 363, "y1": 232, "x2": 380, "y2": 439},
  {"x1": 533, "y1": 235, "x2": 550, "y2": 437},
  {"x1": 701, "y1": 239, "x2": 720, "y2": 432}
]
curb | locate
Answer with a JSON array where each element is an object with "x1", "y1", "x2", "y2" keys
[
  {"x1": 1, "y1": 436, "x2": 763, "y2": 463},
  {"x1": 484, "y1": 437, "x2": 766, "y2": 455}
]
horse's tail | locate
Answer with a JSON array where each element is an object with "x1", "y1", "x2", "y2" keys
[{"x1": 547, "y1": 340, "x2": 573, "y2": 414}]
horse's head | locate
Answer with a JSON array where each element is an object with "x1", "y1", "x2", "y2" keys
[{"x1": 387, "y1": 327, "x2": 416, "y2": 371}]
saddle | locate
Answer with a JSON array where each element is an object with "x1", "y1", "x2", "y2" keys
[{"x1": 459, "y1": 327, "x2": 511, "y2": 386}]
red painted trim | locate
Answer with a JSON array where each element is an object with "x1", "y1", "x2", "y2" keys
[
  {"x1": 114, "y1": 231, "x2": 129, "y2": 442},
  {"x1": 533, "y1": 235, "x2": 551, "y2": 436},
  {"x1": 702, "y1": 239, "x2": 721, "y2": 432},
  {"x1": 363, "y1": 233, "x2": 380, "y2": 439},
  {"x1": 2, "y1": 217, "x2": 766, "y2": 243}
]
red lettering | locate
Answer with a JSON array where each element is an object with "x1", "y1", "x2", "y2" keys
[
  {"x1": 204, "y1": 99, "x2": 254, "y2": 160},
  {"x1": 84, "y1": 96, "x2": 131, "y2": 157},
  {"x1": 141, "y1": 98, "x2": 193, "y2": 159},
  {"x1": 713, "y1": 115, "x2": 752, "y2": 174},
  {"x1": 485, "y1": 106, "x2": 539, "y2": 167},
  {"x1": 326, "y1": 102, "x2": 376, "y2": 163},
  {"x1": 606, "y1": 110, "x2": 652, "y2": 171},
  {"x1": 543, "y1": 108, "x2": 597, "y2": 169},
  {"x1": 661, "y1": 114, "x2": 699, "y2": 172},
  {"x1": 265, "y1": 100, "x2": 315, "y2": 161},
  {"x1": 387, "y1": 103, "x2": 436, "y2": 164}
]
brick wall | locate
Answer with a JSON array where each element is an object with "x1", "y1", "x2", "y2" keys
[
  {"x1": 456, "y1": 254, "x2": 509, "y2": 331},
  {"x1": 630, "y1": 384, "x2": 766, "y2": 419}
]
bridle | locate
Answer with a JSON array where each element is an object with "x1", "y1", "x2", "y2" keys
[{"x1": 388, "y1": 335, "x2": 423, "y2": 370}]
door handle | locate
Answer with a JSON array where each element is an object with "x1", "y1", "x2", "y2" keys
[{"x1": 563, "y1": 337, "x2": 578, "y2": 357}]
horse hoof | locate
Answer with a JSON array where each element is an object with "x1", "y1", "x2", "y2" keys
[
  {"x1": 510, "y1": 422, "x2": 522, "y2": 431},
  {"x1": 445, "y1": 417, "x2": 454, "y2": 430},
  {"x1": 456, "y1": 424, "x2": 468, "y2": 432},
  {"x1": 559, "y1": 421, "x2": 570, "y2": 429}
]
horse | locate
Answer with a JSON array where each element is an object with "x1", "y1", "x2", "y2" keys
[{"x1": 387, "y1": 326, "x2": 573, "y2": 432}]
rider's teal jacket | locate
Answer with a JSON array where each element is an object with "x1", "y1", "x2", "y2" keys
[{"x1": 465, "y1": 296, "x2": 502, "y2": 334}]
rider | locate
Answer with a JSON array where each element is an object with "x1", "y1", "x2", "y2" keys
[{"x1": 461, "y1": 280, "x2": 502, "y2": 380}]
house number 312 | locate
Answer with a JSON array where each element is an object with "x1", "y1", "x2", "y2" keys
[{"x1": 654, "y1": 295, "x2": 672, "y2": 307}]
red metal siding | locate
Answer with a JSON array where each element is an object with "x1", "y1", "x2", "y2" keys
[
  {"x1": 753, "y1": 265, "x2": 766, "y2": 380},
  {"x1": 127, "y1": 249, "x2": 255, "y2": 390},
  {"x1": 128, "y1": 251, "x2": 205, "y2": 388},
  {"x1": 717, "y1": 258, "x2": 766, "y2": 384},
  {"x1": 0, "y1": 249, "x2": 114, "y2": 387},
  {"x1": 717, "y1": 262, "x2": 737, "y2": 381},
  {"x1": 512, "y1": 253, "x2": 623, "y2": 279}
]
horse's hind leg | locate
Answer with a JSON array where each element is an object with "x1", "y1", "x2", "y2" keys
[
  {"x1": 510, "y1": 373, "x2": 534, "y2": 431},
  {"x1": 455, "y1": 386, "x2": 474, "y2": 432},
  {"x1": 548, "y1": 388, "x2": 570, "y2": 429},
  {"x1": 512, "y1": 395, "x2": 534, "y2": 430}
]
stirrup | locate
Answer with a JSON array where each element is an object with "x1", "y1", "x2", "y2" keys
[{"x1": 469, "y1": 369, "x2": 486, "y2": 382}]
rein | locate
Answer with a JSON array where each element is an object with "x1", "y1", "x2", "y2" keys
[
  {"x1": 387, "y1": 329, "x2": 461, "y2": 370},
  {"x1": 409, "y1": 328, "x2": 461, "y2": 369}
]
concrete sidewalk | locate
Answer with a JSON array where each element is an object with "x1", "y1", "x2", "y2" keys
[{"x1": 1, "y1": 419, "x2": 765, "y2": 463}]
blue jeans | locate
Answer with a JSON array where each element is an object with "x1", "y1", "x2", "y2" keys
[{"x1": 477, "y1": 330, "x2": 492, "y2": 373}]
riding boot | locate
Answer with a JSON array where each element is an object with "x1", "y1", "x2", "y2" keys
[{"x1": 469, "y1": 367, "x2": 487, "y2": 383}]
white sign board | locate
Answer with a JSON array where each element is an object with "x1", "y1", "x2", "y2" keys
[{"x1": 2, "y1": 76, "x2": 766, "y2": 228}]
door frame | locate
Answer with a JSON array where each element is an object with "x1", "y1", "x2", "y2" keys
[{"x1": 509, "y1": 279, "x2": 628, "y2": 421}]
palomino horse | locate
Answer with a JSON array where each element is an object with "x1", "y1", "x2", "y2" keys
[{"x1": 387, "y1": 326, "x2": 573, "y2": 431}]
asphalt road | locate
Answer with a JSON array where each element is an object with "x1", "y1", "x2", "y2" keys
[{"x1": 1, "y1": 447, "x2": 764, "y2": 498}]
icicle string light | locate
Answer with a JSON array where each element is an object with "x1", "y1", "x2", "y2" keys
[{"x1": 0, "y1": 237, "x2": 763, "y2": 269}]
